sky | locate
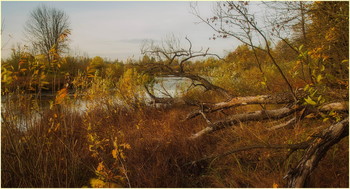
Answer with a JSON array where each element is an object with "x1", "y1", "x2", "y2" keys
[{"x1": 1, "y1": 1, "x2": 240, "y2": 61}]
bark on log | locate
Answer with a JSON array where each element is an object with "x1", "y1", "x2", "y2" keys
[
  {"x1": 267, "y1": 107, "x2": 307, "y2": 131},
  {"x1": 191, "y1": 105, "x2": 302, "y2": 139},
  {"x1": 267, "y1": 117, "x2": 297, "y2": 131},
  {"x1": 319, "y1": 102, "x2": 348, "y2": 112},
  {"x1": 185, "y1": 91, "x2": 308, "y2": 120},
  {"x1": 285, "y1": 118, "x2": 349, "y2": 188}
]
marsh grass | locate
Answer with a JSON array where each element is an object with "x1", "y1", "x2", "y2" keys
[{"x1": 1, "y1": 90, "x2": 348, "y2": 187}]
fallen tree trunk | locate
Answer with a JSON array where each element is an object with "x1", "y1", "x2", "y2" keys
[
  {"x1": 191, "y1": 105, "x2": 302, "y2": 139},
  {"x1": 285, "y1": 118, "x2": 349, "y2": 188},
  {"x1": 319, "y1": 101, "x2": 349, "y2": 112},
  {"x1": 185, "y1": 91, "x2": 307, "y2": 120}
]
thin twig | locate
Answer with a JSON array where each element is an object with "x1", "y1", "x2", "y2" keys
[{"x1": 184, "y1": 140, "x2": 311, "y2": 166}]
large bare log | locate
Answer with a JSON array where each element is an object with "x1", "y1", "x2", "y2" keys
[
  {"x1": 185, "y1": 89, "x2": 310, "y2": 120},
  {"x1": 191, "y1": 105, "x2": 302, "y2": 139},
  {"x1": 185, "y1": 94, "x2": 297, "y2": 120},
  {"x1": 186, "y1": 93, "x2": 348, "y2": 121},
  {"x1": 319, "y1": 101, "x2": 348, "y2": 112},
  {"x1": 285, "y1": 118, "x2": 349, "y2": 188}
]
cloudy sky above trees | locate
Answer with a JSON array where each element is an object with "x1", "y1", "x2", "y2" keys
[{"x1": 2, "y1": 1, "x2": 241, "y2": 61}]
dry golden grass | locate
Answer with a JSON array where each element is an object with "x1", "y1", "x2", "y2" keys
[{"x1": 1, "y1": 96, "x2": 348, "y2": 187}]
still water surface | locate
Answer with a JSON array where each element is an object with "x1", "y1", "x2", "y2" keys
[{"x1": 1, "y1": 76, "x2": 192, "y2": 130}]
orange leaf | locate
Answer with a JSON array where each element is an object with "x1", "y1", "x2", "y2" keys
[
  {"x1": 55, "y1": 88, "x2": 68, "y2": 104},
  {"x1": 273, "y1": 183, "x2": 278, "y2": 188}
]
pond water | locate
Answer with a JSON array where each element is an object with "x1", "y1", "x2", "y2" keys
[
  {"x1": 152, "y1": 76, "x2": 193, "y2": 98},
  {"x1": 1, "y1": 76, "x2": 193, "y2": 130}
]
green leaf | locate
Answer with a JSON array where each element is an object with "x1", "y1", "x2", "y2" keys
[
  {"x1": 316, "y1": 75, "x2": 323, "y2": 83},
  {"x1": 49, "y1": 100, "x2": 54, "y2": 110},
  {"x1": 310, "y1": 89, "x2": 318, "y2": 97},
  {"x1": 341, "y1": 59, "x2": 348, "y2": 64},
  {"x1": 298, "y1": 44, "x2": 304, "y2": 51},
  {"x1": 304, "y1": 96, "x2": 317, "y2": 106}
]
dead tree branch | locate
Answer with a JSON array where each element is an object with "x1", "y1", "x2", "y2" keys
[
  {"x1": 191, "y1": 105, "x2": 303, "y2": 139},
  {"x1": 285, "y1": 118, "x2": 349, "y2": 188},
  {"x1": 185, "y1": 93, "x2": 300, "y2": 120},
  {"x1": 185, "y1": 140, "x2": 311, "y2": 166},
  {"x1": 141, "y1": 37, "x2": 233, "y2": 100},
  {"x1": 267, "y1": 117, "x2": 298, "y2": 131}
]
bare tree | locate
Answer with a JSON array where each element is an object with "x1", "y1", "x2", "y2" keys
[{"x1": 24, "y1": 5, "x2": 71, "y2": 63}]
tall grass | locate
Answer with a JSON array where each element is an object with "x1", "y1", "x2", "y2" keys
[{"x1": 1, "y1": 89, "x2": 348, "y2": 187}]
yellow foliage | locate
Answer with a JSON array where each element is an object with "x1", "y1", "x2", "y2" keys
[
  {"x1": 90, "y1": 178, "x2": 105, "y2": 188},
  {"x1": 111, "y1": 149, "x2": 118, "y2": 159},
  {"x1": 55, "y1": 87, "x2": 68, "y2": 105},
  {"x1": 117, "y1": 68, "x2": 151, "y2": 103},
  {"x1": 90, "y1": 178, "x2": 122, "y2": 188},
  {"x1": 120, "y1": 143, "x2": 131, "y2": 150}
]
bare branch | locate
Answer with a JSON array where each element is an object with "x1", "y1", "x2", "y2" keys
[
  {"x1": 141, "y1": 36, "x2": 232, "y2": 99},
  {"x1": 267, "y1": 117, "x2": 297, "y2": 131},
  {"x1": 285, "y1": 118, "x2": 349, "y2": 187},
  {"x1": 185, "y1": 140, "x2": 311, "y2": 165},
  {"x1": 24, "y1": 5, "x2": 70, "y2": 60}
]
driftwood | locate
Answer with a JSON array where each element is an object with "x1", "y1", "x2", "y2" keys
[{"x1": 285, "y1": 118, "x2": 349, "y2": 188}]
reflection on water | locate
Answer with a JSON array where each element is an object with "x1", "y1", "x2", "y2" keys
[{"x1": 152, "y1": 76, "x2": 192, "y2": 98}]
